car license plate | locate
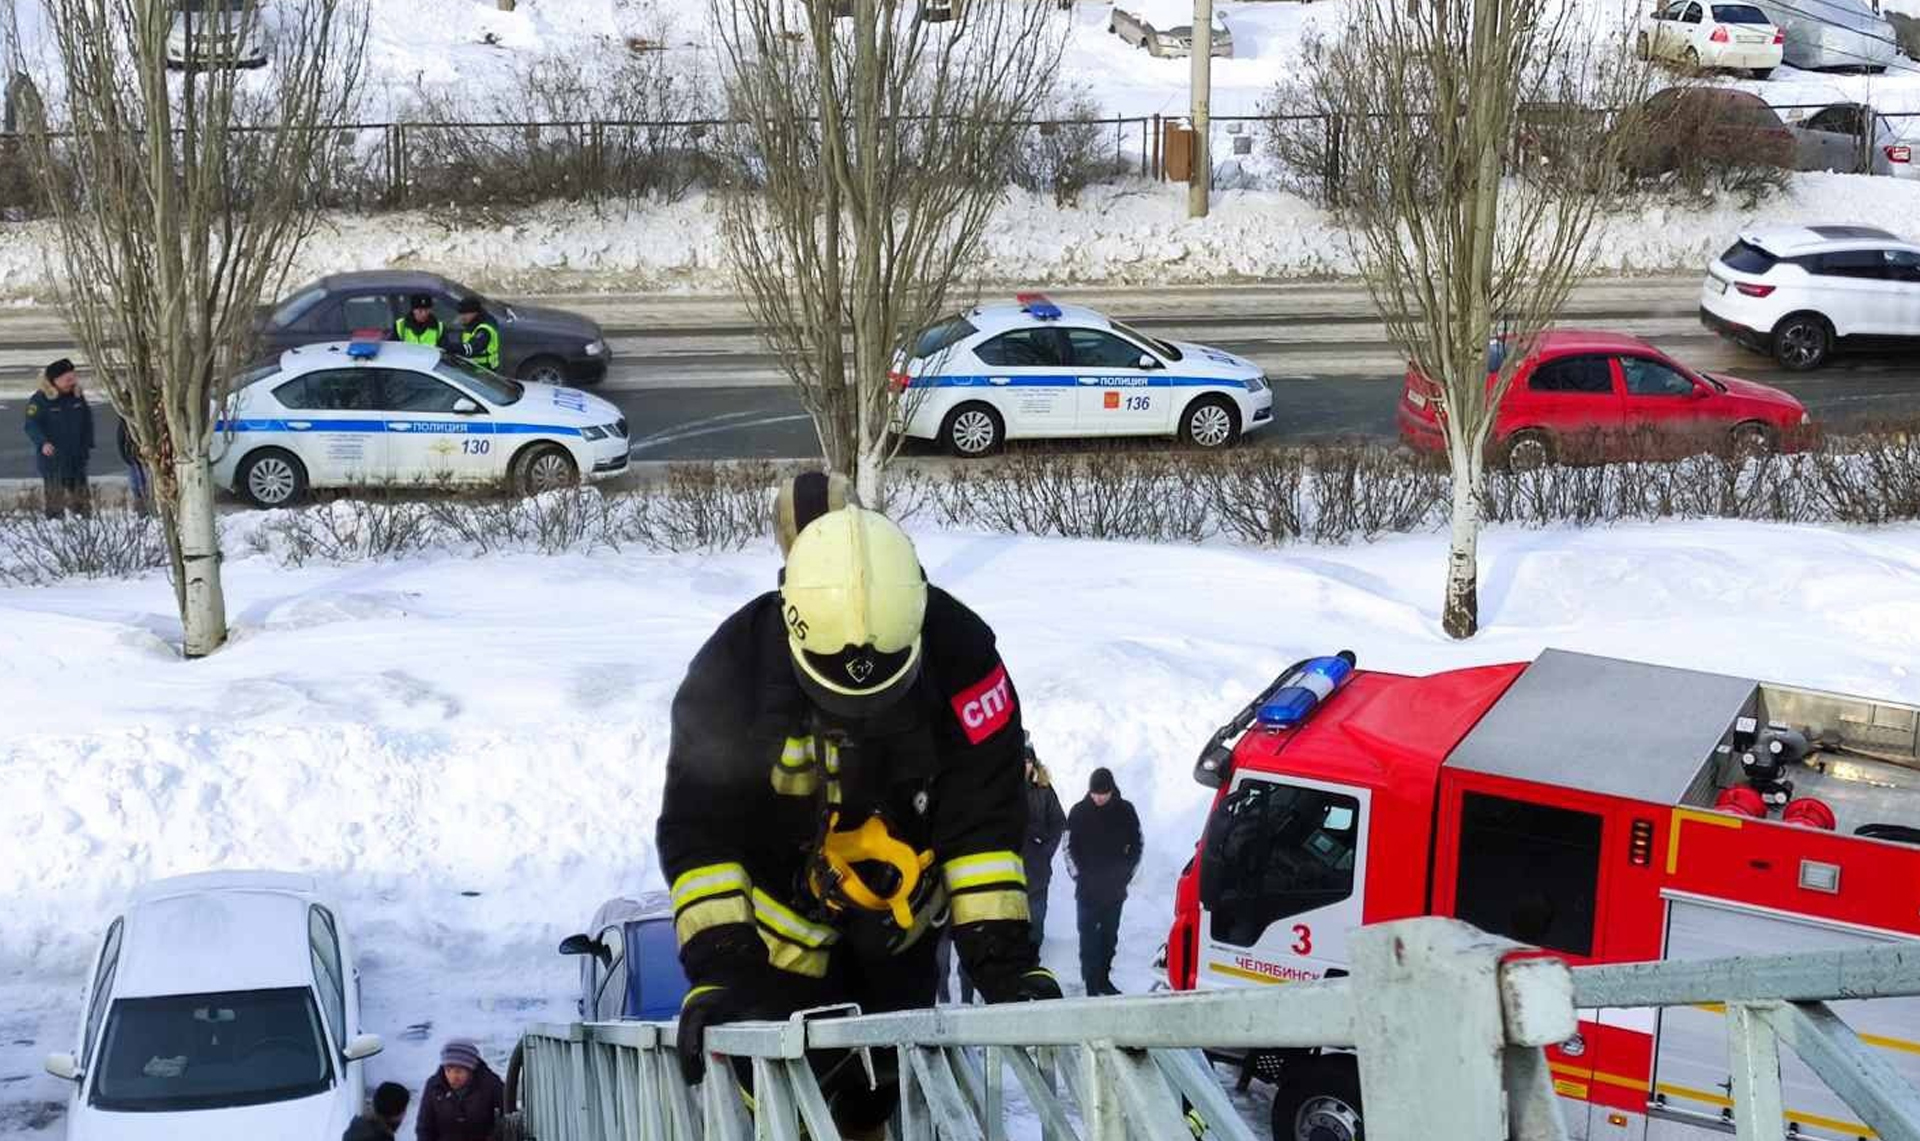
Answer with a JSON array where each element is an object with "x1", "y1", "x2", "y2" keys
[
  {"x1": 1738, "y1": 32, "x2": 1764, "y2": 41},
  {"x1": 1707, "y1": 275, "x2": 1728, "y2": 295},
  {"x1": 1407, "y1": 390, "x2": 1428, "y2": 408}
]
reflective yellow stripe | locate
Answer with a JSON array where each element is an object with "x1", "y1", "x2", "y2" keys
[
  {"x1": 759, "y1": 929, "x2": 831, "y2": 977},
  {"x1": 770, "y1": 768, "x2": 820, "y2": 796},
  {"x1": 671, "y1": 863, "x2": 751, "y2": 910},
  {"x1": 682, "y1": 984, "x2": 722, "y2": 1009},
  {"x1": 675, "y1": 894, "x2": 754, "y2": 946},
  {"x1": 944, "y1": 851, "x2": 1027, "y2": 893},
  {"x1": 751, "y1": 888, "x2": 839, "y2": 948},
  {"x1": 950, "y1": 887, "x2": 1030, "y2": 925},
  {"x1": 778, "y1": 738, "x2": 814, "y2": 771}
]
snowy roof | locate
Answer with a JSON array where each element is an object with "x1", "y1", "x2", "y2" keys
[
  {"x1": 129, "y1": 870, "x2": 318, "y2": 905},
  {"x1": 1742, "y1": 224, "x2": 1917, "y2": 254},
  {"x1": 116, "y1": 884, "x2": 318, "y2": 998},
  {"x1": 966, "y1": 299, "x2": 1113, "y2": 333},
  {"x1": 1447, "y1": 650, "x2": 1759, "y2": 806},
  {"x1": 276, "y1": 340, "x2": 445, "y2": 377},
  {"x1": 588, "y1": 893, "x2": 672, "y2": 932}
]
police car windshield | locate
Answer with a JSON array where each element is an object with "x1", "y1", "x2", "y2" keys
[
  {"x1": 1109, "y1": 319, "x2": 1180, "y2": 361},
  {"x1": 436, "y1": 355, "x2": 522, "y2": 405}
]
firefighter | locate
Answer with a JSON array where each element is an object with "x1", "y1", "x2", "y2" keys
[
  {"x1": 24, "y1": 358, "x2": 93, "y2": 519},
  {"x1": 391, "y1": 293, "x2": 443, "y2": 346},
  {"x1": 657, "y1": 476, "x2": 1059, "y2": 1134},
  {"x1": 452, "y1": 296, "x2": 501, "y2": 371}
]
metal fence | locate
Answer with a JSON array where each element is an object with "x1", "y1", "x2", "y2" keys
[{"x1": 513, "y1": 917, "x2": 1920, "y2": 1141}]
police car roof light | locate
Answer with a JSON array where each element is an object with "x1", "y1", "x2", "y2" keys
[
  {"x1": 1016, "y1": 292, "x2": 1061, "y2": 320},
  {"x1": 345, "y1": 339, "x2": 381, "y2": 360}
]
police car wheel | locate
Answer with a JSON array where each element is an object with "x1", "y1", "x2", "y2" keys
[
  {"x1": 1180, "y1": 396, "x2": 1239, "y2": 449},
  {"x1": 238, "y1": 449, "x2": 308, "y2": 508},
  {"x1": 513, "y1": 443, "x2": 579, "y2": 495},
  {"x1": 942, "y1": 402, "x2": 1004, "y2": 458}
]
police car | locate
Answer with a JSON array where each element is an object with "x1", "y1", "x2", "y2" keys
[
  {"x1": 894, "y1": 294, "x2": 1273, "y2": 456},
  {"x1": 211, "y1": 339, "x2": 630, "y2": 507}
]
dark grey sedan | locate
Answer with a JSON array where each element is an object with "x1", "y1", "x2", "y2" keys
[{"x1": 255, "y1": 270, "x2": 612, "y2": 386}]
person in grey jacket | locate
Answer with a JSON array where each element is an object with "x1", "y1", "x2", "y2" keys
[{"x1": 1021, "y1": 734, "x2": 1067, "y2": 948}]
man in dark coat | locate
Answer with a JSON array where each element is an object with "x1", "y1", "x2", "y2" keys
[
  {"x1": 24, "y1": 358, "x2": 92, "y2": 519},
  {"x1": 344, "y1": 1081, "x2": 411, "y2": 1140},
  {"x1": 1065, "y1": 767, "x2": 1142, "y2": 996},
  {"x1": 416, "y1": 1039, "x2": 503, "y2": 1141},
  {"x1": 1022, "y1": 736, "x2": 1067, "y2": 948}
]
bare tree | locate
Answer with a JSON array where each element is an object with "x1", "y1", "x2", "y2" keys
[
  {"x1": 4, "y1": 0, "x2": 365, "y2": 656},
  {"x1": 1306, "y1": 0, "x2": 1650, "y2": 637},
  {"x1": 715, "y1": 0, "x2": 1065, "y2": 504}
]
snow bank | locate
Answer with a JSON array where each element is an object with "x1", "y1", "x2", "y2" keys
[
  {"x1": 8, "y1": 170, "x2": 1920, "y2": 299},
  {"x1": 3, "y1": 518, "x2": 1920, "y2": 1135}
]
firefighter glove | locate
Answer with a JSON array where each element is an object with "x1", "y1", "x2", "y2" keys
[{"x1": 675, "y1": 984, "x2": 769, "y2": 1085}]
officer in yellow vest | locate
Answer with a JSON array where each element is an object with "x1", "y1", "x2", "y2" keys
[
  {"x1": 391, "y1": 293, "x2": 443, "y2": 346},
  {"x1": 453, "y1": 296, "x2": 501, "y2": 372}
]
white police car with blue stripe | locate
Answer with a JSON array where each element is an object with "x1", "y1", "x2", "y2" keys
[
  {"x1": 894, "y1": 294, "x2": 1273, "y2": 456},
  {"x1": 211, "y1": 340, "x2": 630, "y2": 507}
]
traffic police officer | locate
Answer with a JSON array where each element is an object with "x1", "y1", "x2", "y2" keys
[
  {"x1": 453, "y1": 296, "x2": 501, "y2": 371},
  {"x1": 391, "y1": 293, "x2": 443, "y2": 346},
  {"x1": 657, "y1": 475, "x2": 1058, "y2": 1133}
]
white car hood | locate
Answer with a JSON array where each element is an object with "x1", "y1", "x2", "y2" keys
[
  {"x1": 513, "y1": 382, "x2": 622, "y2": 427},
  {"x1": 1168, "y1": 340, "x2": 1261, "y2": 378},
  {"x1": 69, "y1": 1089, "x2": 349, "y2": 1141}
]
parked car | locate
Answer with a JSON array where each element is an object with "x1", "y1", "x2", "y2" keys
[
  {"x1": 556, "y1": 895, "x2": 690, "y2": 1022},
  {"x1": 166, "y1": 0, "x2": 269, "y2": 70},
  {"x1": 1779, "y1": 101, "x2": 1920, "y2": 177},
  {"x1": 1638, "y1": 0, "x2": 1784, "y2": 78},
  {"x1": 211, "y1": 339, "x2": 629, "y2": 506},
  {"x1": 1620, "y1": 87, "x2": 1797, "y2": 174},
  {"x1": 893, "y1": 293, "x2": 1273, "y2": 455},
  {"x1": 1108, "y1": 0, "x2": 1233, "y2": 58},
  {"x1": 1397, "y1": 329, "x2": 1809, "y2": 469},
  {"x1": 1752, "y1": 0, "x2": 1897, "y2": 70},
  {"x1": 44, "y1": 871, "x2": 382, "y2": 1139},
  {"x1": 1700, "y1": 224, "x2": 1920, "y2": 369},
  {"x1": 257, "y1": 271, "x2": 612, "y2": 387}
]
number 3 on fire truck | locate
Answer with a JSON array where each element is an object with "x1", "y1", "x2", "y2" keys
[{"x1": 1291, "y1": 924, "x2": 1312, "y2": 955}]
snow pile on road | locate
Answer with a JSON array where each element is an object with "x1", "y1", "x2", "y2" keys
[
  {"x1": 5, "y1": 170, "x2": 1920, "y2": 299},
  {"x1": 3, "y1": 517, "x2": 1920, "y2": 1136}
]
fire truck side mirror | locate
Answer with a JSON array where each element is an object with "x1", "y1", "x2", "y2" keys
[{"x1": 1194, "y1": 737, "x2": 1234, "y2": 788}]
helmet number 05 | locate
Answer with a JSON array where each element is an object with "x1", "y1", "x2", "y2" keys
[{"x1": 1291, "y1": 924, "x2": 1312, "y2": 956}]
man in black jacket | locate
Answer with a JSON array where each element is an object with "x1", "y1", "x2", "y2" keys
[
  {"x1": 1066, "y1": 767, "x2": 1141, "y2": 996},
  {"x1": 24, "y1": 358, "x2": 92, "y2": 519},
  {"x1": 1022, "y1": 736, "x2": 1067, "y2": 948},
  {"x1": 343, "y1": 1081, "x2": 410, "y2": 1140},
  {"x1": 657, "y1": 480, "x2": 1058, "y2": 1135}
]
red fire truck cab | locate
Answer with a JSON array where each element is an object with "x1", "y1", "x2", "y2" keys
[{"x1": 1166, "y1": 649, "x2": 1920, "y2": 1141}]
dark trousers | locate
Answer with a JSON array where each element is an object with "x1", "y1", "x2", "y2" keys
[
  {"x1": 931, "y1": 928, "x2": 976, "y2": 1004},
  {"x1": 41, "y1": 472, "x2": 91, "y2": 519},
  {"x1": 1076, "y1": 895, "x2": 1124, "y2": 995},
  {"x1": 1029, "y1": 878, "x2": 1052, "y2": 948}
]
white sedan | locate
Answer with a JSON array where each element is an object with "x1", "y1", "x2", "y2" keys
[
  {"x1": 1638, "y1": 0, "x2": 1783, "y2": 78},
  {"x1": 45, "y1": 871, "x2": 383, "y2": 1140},
  {"x1": 212, "y1": 339, "x2": 630, "y2": 507},
  {"x1": 895, "y1": 294, "x2": 1274, "y2": 456}
]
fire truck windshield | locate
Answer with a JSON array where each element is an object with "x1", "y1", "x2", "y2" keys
[{"x1": 1198, "y1": 779, "x2": 1360, "y2": 947}]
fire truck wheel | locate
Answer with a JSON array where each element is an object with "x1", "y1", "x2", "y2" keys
[{"x1": 1271, "y1": 1055, "x2": 1364, "y2": 1141}]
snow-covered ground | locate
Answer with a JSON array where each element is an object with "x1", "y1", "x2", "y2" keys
[
  {"x1": 8, "y1": 168, "x2": 1920, "y2": 299},
  {"x1": 3, "y1": 515, "x2": 1920, "y2": 1136}
]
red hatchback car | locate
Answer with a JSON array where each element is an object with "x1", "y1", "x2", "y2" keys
[{"x1": 1397, "y1": 329, "x2": 1810, "y2": 468}]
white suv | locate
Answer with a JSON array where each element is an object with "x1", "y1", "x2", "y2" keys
[{"x1": 1699, "y1": 224, "x2": 1920, "y2": 370}]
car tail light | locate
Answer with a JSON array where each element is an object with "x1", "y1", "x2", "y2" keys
[
  {"x1": 1888, "y1": 145, "x2": 1912, "y2": 163},
  {"x1": 1735, "y1": 282, "x2": 1776, "y2": 297},
  {"x1": 1710, "y1": 25, "x2": 1729, "y2": 41},
  {"x1": 1772, "y1": 27, "x2": 1784, "y2": 42},
  {"x1": 888, "y1": 370, "x2": 913, "y2": 391}
]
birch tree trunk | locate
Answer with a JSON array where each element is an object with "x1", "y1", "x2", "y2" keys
[{"x1": 174, "y1": 455, "x2": 227, "y2": 657}]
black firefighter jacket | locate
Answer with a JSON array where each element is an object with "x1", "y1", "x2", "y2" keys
[{"x1": 656, "y1": 585, "x2": 1038, "y2": 1002}]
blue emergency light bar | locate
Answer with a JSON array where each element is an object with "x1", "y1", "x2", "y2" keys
[
  {"x1": 1016, "y1": 292, "x2": 1061, "y2": 321},
  {"x1": 345, "y1": 340, "x2": 381, "y2": 360}
]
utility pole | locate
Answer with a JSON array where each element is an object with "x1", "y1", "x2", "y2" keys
[{"x1": 1188, "y1": 0, "x2": 1212, "y2": 218}]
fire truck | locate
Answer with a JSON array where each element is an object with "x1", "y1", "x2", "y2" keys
[{"x1": 1163, "y1": 648, "x2": 1920, "y2": 1141}]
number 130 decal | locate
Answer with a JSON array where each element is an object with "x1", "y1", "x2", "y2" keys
[{"x1": 1291, "y1": 924, "x2": 1313, "y2": 956}]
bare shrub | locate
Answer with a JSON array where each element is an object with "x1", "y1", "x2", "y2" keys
[
  {"x1": 1195, "y1": 449, "x2": 1307, "y2": 545},
  {"x1": 1619, "y1": 86, "x2": 1792, "y2": 207},
  {"x1": 1257, "y1": 39, "x2": 1345, "y2": 206},
  {"x1": 1810, "y1": 423, "x2": 1920, "y2": 524},
  {"x1": 625, "y1": 462, "x2": 781, "y2": 552},
  {"x1": 935, "y1": 450, "x2": 1211, "y2": 542},
  {"x1": 401, "y1": 42, "x2": 716, "y2": 209},
  {"x1": 0, "y1": 498, "x2": 171, "y2": 585},
  {"x1": 1306, "y1": 446, "x2": 1446, "y2": 542},
  {"x1": 1011, "y1": 96, "x2": 1127, "y2": 206},
  {"x1": 253, "y1": 496, "x2": 435, "y2": 566}
]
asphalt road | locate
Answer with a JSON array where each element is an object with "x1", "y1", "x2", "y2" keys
[{"x1": 3, "y1": 279, "x2": 1918, "y2": 479}]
